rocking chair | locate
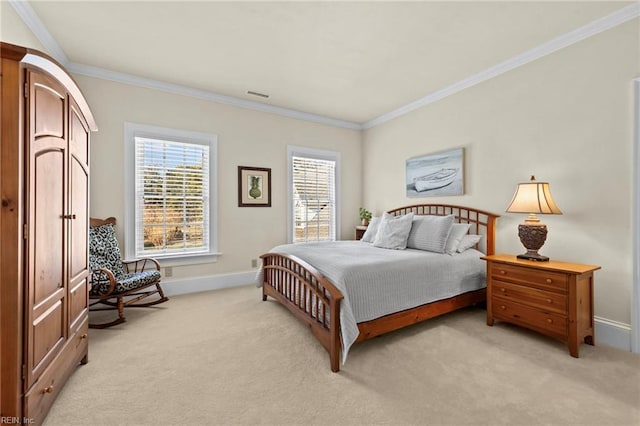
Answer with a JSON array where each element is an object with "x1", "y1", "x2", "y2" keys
[{"x1": 89, "y1": 217, "x2": 169, "y2": 328}]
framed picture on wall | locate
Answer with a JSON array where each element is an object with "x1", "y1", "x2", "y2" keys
[
  {"x1": 406, "y1": 148, "x2": 464, "y2": 197},
  {"x1": 238, "y1": 166, "x2": 272, "y2": 207}
]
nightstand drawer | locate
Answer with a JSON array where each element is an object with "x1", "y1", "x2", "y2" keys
[
  {"x1": 490, "y1": 263, "x2": 568, "y2": 292},
  {"x1": 492, "y1": 297, "x2": 567, "y2": 338},
  {"x1": 492, "y1": 280, "x2": 567, "y2": 314}
]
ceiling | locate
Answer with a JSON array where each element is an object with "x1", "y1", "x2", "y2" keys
[{"x1": 16, "y1": 1, "x2": 634, "y2": 126}]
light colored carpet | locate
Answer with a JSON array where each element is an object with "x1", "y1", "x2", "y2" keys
[{"x1": 44, "y1": 284, "x2": 639, "y2": 426}]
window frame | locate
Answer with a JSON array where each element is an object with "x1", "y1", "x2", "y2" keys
[
  {"x1": 124, "y1": 122, "x2": 219, "y2": 266},
  {"x1": 287, "y1": 145, "x2": 341, "y2": 244}
]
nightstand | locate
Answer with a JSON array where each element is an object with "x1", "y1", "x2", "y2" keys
[
  {"x1": 355, "y1": 225, "x2": 367, "y2": 240},
  {"x1": 481, "y1": 254, "x2": 601, "y2": 357}
]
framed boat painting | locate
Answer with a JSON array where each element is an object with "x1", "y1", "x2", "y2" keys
[
  {"x1": 238, "y1": 166, "x2": 272, "y2": 207},
  {"x1": 406, "y1": 148, "x2": 464, "y2": 197}
]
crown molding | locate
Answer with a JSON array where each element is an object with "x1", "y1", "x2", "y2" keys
[
  {"x1": 67, "y1": 63, "x2": 362, "y2": 130},
  {"x1": 10, "y1": 0, "x2": 639, "y2": 131},
  {"x1": 362, "y1": 2, "x2": 640, "y2": 130}
]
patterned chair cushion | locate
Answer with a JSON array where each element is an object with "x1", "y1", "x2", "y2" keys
[
  {"x1": 89, "y1": 223, "x2": 126, "y2": 279},
  {"x1": 90, "y1": 270, "x2": 161, "y2": 296}
]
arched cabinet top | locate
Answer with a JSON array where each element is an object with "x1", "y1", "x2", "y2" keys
[{"x1": 1, "y1": 42, "x2": 98, "y2": 132}]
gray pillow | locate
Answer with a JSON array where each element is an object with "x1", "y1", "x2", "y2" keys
[
  {"x1": 406, "y1": 214, "x2": 455, "y2": 253},
  {"x1": 457, "y1": 234, "x2": 482, "y2": 253},
  {"x1": 372, "y1": 212, "x2": 414, "y2": 250},
  {"x1": 360, "y1": 216, "x2": 381, "y2": 243},
  {"x1": 445, "y1": 223, "x2": 471, "y2": 255}
]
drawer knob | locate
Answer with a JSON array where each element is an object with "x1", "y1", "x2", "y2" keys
[
  {"x1": 500, "y1": 305, "x2": 506, "y2": 310},
  {"x1": 43, "y1": 385, "x2": 54, "y2": 394},
  {"x1": 81, "y1": 333, "x2": 88, "y2": 339},
  {"x1": 546, "y1": 299, "x2": 552, "y2": 303},
  {"x1": 500, "y1": 288, "x2": 506, "y2": 292},
  {"x1": 546, "y1": 278, "x2": 552, "y2": 284},
  {"x1": 499, "y1": 270, "x2": 506, "y2": 275},
  {"x1": 546, "y1": 318, "x2": 553, "y2": 323}
]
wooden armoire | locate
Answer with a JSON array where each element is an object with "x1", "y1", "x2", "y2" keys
[{"x1": 1, "y1": 42, "x2": 97, "y2": 424}]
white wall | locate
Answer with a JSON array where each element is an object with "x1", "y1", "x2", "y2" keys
[
  {"x1": 363, "y1": 19, "x2": 639, "y2": 326},
  {"x1": 0, "y1": 2, "x2": 47, "y2": 52}
]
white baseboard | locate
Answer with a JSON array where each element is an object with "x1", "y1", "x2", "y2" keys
[
  {"x1": 162, "y1": 270, "x2": 257, "y2": 297},
  {"x1": 595, "y1": 316, "x2": 632, "y2": 352}
]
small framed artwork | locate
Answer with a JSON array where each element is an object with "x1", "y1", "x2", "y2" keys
[
  {"x1": 238, "y1": 166, "x2": 271, "y2": 207},
  {"x1": 406, "y1": 147, "x2": 464, "y2": 197}
]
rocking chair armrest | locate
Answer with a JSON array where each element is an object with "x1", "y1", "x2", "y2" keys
[
  {"x1": 91, "y1": 268, "x2": 117, "y2": 296},
  {"x1": 122, "y1": 257, "x2": 161, "y2": 273}
]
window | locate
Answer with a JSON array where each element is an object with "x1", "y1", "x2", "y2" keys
[
  {"x1": 125, "y1": 123, "x2": 218, "y2": 263},
  {"x1": 287, "y1": 146, "x2": 340, "y2": 243}
]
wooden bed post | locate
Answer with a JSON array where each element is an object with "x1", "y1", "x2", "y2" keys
[
  {"x1": 486, "y1": 217, "x2": 496, "y2": 255},
  {"x1": 329, "y1": 298, "x2": 341, "y2": 372}
]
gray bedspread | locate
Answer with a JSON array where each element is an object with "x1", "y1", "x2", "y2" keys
[{"x1": 264, "y1": 241, "x2": 486, "y2": 365}]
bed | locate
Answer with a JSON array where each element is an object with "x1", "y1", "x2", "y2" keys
[{"x1": 260, "y1": 204, "x2": 499, "y2": 372}]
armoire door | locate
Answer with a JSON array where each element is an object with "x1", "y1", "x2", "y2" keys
[
  {"x1": 67, "y1": 99, "x2": 90, "y2": 332},
  {"x1": 24, "y1": 70, "x2": 69, "y2": 388}
]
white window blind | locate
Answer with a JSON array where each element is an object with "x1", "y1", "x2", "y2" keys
[
  {"x1": 134, "y1": 137, "x2": 210, "y2": 257},
  {"x1": 291, "y1": 156, "x2": 336, "y2": 242}
]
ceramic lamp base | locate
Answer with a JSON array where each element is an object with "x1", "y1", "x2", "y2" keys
[{"x1": 517, "y1": 223, "x2": 550, "y2": 262}]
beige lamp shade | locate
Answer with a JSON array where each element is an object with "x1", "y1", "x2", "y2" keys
[{"x1": 506, "y1": 176, "x2": 562, "y2": 220}]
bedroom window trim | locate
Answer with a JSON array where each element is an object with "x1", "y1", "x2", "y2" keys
[
  {"x1": 633, "y1": 79, "x2": 640, "y2": 354},
  {"x1": 287, "y1": 145, "x2": 341, "y2": 244},
  {"x1": 124, "y1": 122, "x2": 220, "y2": 266}
]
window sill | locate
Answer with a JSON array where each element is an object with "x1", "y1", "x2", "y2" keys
[{"x1": 125, "y1": 252, "x2": 222, "y2": 268}]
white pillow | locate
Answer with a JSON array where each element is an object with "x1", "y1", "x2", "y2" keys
[
  {"x1": 457, "y1": 234, "x2": 482, "y2": 253},
  {"x1": 406, "y1": 214, "x2": 455, "y2": 253},
  {"x1": 445, "y1": 223, "x2": 471, "y2": 255},
  {"x1": 360, "y1": 216, "x2": 381, "y2": 243},
  {"x1": 373, "y1": 212, "x2": 414, "y2": 250}
]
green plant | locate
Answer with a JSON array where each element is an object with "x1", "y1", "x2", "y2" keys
[{"x1": 359, "y1": 207, "x2": 372, "y2": 222}]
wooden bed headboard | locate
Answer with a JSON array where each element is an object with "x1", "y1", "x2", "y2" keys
[{"x1": 387, "y1": 204, "x2": 499, "y2": 255}]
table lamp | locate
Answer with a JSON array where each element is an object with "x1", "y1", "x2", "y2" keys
[{"x1": 506, "y1": 175, "x2": 562, "y2": 261}]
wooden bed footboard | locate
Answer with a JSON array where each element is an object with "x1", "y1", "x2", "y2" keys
[{"x1": 260, "y1": 253, "x2": 344, "y2": 372}]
